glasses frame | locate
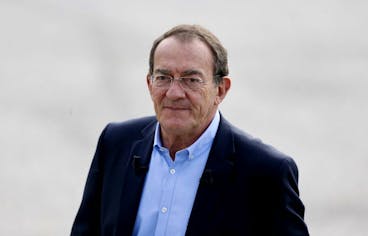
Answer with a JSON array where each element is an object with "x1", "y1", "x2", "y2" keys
[{"x1": 150, "y1": 74, "x2": 207, "y2": 91}]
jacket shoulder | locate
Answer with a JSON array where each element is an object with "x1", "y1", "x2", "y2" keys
[
  {"x1": 101, "y1": 116, "x2": 157, "y2": 145},
  {"x1": 107, "y1": 116, "x2": 157, "y2": 132},
  {"x1": 223, "y1": 118, "x2": 297, "y2": 174}
]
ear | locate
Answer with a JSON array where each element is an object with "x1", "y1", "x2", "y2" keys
[
  {"x1": 215, "y1": 76, "x2": 231, "y2": 105},
  {"x1": 146, "y1": 74, "x2": 153, "y2": 95}
]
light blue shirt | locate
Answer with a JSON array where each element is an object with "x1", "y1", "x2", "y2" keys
[{"x1": 132, "y1": 111, "x2": 220, "y2": 236}]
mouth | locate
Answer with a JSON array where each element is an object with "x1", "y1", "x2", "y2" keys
[{"x1": 163, "y1": 106, "x2": 190, "y2": 111}]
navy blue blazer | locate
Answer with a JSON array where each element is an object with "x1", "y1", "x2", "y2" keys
[{"x1": 71, "y1": 115, "x2": 309, "y2": 236}]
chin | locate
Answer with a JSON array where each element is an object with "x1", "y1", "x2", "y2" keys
[{"x1": 160, "y1": 117, "x2": 193, "y2": 133}]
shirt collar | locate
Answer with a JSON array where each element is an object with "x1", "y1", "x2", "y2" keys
[{"x1": 153, "y1": 111, "x2": 220, "y2": 160}]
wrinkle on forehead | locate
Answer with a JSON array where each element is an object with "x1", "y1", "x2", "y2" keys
[{"x1": 153, "y1": 37, "x2": 214, "y2": 77}]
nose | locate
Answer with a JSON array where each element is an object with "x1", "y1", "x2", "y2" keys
[{"x1": 165, "y1": 79, "x2": 186, "y2": 99}]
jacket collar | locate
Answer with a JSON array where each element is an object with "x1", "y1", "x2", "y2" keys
[{"x1": 135, "y1": 113, "x2": 236, "y2": 174}]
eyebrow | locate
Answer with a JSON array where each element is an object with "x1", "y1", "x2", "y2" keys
[
  {"x1": 154, "y1": 68, "x2": 171, "y2": 75},
  {"x1": 154, "y1": 68, "x2": 204, "y2": 77},
  {"x1": 181, "y1": 69, "x2": 204, "y2": 77}
]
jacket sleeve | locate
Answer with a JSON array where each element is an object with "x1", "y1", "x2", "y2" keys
[
  {"x1": 276, "y1": 158, "x2": 309, "y2": 236},
  {"x1": 70, "y1": 125, "x2": 109, "y2": 236}
]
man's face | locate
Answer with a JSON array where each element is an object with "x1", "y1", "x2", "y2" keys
[{"x1": 147, "y1": 36, "x2": 228, "y2": 138}]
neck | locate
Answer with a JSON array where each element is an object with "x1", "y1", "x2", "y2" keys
[
  {"x1": 160, "y1": 130, "x2": 200, "y2": 160},
  {"x1": 159, "y1": 111, "x2": 218, "y2": 160}
]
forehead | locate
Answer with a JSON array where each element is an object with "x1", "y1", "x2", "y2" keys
[{"x1": 153, "y1": 36, "x2": 214, "y2": 75}]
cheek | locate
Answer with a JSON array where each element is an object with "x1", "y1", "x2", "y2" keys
[
  {"x1": 151, "y1": 90, "x2": 164, "y2": 103},
  {"x1": 200, "y1": 89, "x2": 217, "y2": 106},
  {"x1": 190, "y1": 94, "x2": 211, "y2": 114}
]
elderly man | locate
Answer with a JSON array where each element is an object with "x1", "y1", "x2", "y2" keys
[{"x1": 71, "y1": 24, "x2": 309, "y2": 236}]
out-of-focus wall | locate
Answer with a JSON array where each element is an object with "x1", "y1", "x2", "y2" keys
[{"x1": 1, "y1": 1, "x2": 367, "y2": 235}]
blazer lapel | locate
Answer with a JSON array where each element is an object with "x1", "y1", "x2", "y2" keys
[
  {"x1": 116, "y1": 119, "x2": 156, "y2": 235},
  {"x1": 186, "y1": 116, "x2": 237, "y2": 235}
]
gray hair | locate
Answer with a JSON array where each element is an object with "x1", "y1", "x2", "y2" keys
[{"x1": 148, "y1": 24, "x2": 229, "y2": 84}]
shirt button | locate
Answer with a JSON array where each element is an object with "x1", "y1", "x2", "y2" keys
[
  {"x1": 170, "y1": 168, "x2": 176, "y2": 175},
  {"x1": 161, "y1": 207, "x2": 168, "y2": 213}
]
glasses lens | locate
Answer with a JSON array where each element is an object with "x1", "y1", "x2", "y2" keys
[
  {"x1": 181, "y1": 77, "x2": 202, "y2": 90},
  {"x1": 153, "y1": 75, "x2": 171, "y2": 87},
  {"x1": 152, "y1": 75, "x2": 204, "y2": 90}
]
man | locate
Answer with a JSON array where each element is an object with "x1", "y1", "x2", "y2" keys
[{"x1": 71, "y1": 24, "x2": 309, "y2": 236}]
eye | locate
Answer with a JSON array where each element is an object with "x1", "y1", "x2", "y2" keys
[
  {"x1": 156, "y1": 75, "x2": 171, "y2": 81},
  {"x1": 184, "y1": 77, "x2": 202, "y2": 84}
]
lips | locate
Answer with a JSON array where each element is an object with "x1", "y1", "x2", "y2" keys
[{"x1": 163, "y1": 106, "x2": 190, "y2": 110}]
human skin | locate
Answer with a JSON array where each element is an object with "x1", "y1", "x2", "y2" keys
[{"x1": 147, "y1": 36, "x2": 231, "y2": 158}]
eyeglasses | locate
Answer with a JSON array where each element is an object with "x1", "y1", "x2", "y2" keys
[{"x1": 151, "y1": 75, "x2": 207, "y2": 91}]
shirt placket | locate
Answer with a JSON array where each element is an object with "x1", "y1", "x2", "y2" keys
[{"x1": 154, "y1": 151, "x2": 179, "y2": 236}]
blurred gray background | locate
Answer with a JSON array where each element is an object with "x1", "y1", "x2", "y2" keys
[{"x1": 1, "y1": 0, "x2": 367, "y2": 235}]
